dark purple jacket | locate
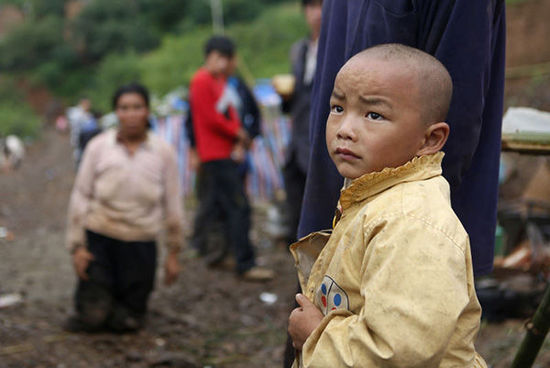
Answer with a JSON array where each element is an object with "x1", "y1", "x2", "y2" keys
[{"x1": 298, "y1": 0, "x2": 506, "y2": 276}]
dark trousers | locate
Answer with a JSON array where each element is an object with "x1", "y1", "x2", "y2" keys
[
  {"x1": 282, "y1": 156, "x2": 307, "y2": 367},
  {"x1": 283, "y1": 155, "x2": 307, "y2": 244},
  {"x1": 192, "y1": 159, "x2": 255, "y2": 274},
  {"x1": 74, "y1": 230, "x2": 157, "y2": 331}
]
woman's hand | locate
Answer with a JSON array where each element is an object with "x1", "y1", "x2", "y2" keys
[
  {"x1": 72, "y1": 247, "x2": 94, "y2": 280},
  {"x1": 164, "y1": 251, "x2": 180, "y2": 286}
]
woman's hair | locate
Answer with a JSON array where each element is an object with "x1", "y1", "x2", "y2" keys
[{"x1": 112, "y1": 82, "x2": 150, "y2": 110}]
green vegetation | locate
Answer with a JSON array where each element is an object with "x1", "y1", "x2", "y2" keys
[
  {"x1": 141, "y1": 3, "x2": 306, "y2": 95},
  {"x1": 0, "y1": 103, "x2": 41, "y2": 138},
  {"x1": 87, "y1": 51, "x2": 143, "y2": 113},
  {"x1": 0, "y1": 0, "x2": 304, "y2": 135},
  {"x1": 0, "y1": 77, "x2": 41, "y2": 138}
]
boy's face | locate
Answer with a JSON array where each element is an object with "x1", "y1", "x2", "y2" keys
[{"x1": 326, "y1": 57, "x2": 428, "y2": 179}]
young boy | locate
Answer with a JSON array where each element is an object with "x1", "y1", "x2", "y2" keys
[{"x1": 288, "y1": 44, "x2": 486, "y2": 367}]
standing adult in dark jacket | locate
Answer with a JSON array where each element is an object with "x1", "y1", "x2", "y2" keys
[
  {"x1": 283, "y1": 1, "x2": 506, "y2": 366},
  {"x1": 279, "y1": 0, "x2": 322, "y2": 245}
]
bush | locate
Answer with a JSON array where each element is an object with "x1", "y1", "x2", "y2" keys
[
  {"x1": 0, "y1": 103, "x2": 41, "y2": 138},
  {"x1": 86, "y1": 51, "x2": 143, "y2": 112},
  {"x1": 228, "y1": 3, "x2": 307, "y2": 79},
  {"x1": 0, "y1": 76, "x2": 41, "y2": 138},
  {"x1": 223, "y1": 0, "x2": 264, "y2": 25},
  {"x1": 0, "y1": 15, "x2": 65, "y2": 70},
  {"x1": 141, "y1": 2, "x2": 306, "y2": 95},
  {"x1": 0, "y1": 0, "x2": 304, "y2": 111},
  {"x1": 70, "y1": 0, "x2": 161, "y2": 62},
  {"x1": 141, "y1": 29, "x2": 210, "y2": 95}
]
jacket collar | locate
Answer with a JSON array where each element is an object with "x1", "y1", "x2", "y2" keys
[{"x1": 339, "y1": 152, "x2": 444, "y2": 211}]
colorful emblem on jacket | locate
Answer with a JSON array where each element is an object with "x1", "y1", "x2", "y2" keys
[{"x1": 316, "y1": 275, "x2": 349, "y2": 315}]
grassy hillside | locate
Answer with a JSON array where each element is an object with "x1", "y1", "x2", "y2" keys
[
  {"x1": 0, "y1": 1, "x2": 305, "y2": 135},
  {"x1": 94, "y1": 2, "x2": 306, "y2": 111}
]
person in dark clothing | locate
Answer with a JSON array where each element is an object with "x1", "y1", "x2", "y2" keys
[
  {"x1": 77, "y1": 110, "x2": 102, "y2": 164},
  {"x1": 277, "y1": 0, "x2": 322, "y2": 245},
  {"x1": 284, "y1": 0, "x2": 506, "y2": 365},
  {"x1": 189, "y1": 36, "x2": 273, "y2": 281},
  {"x1": 186, "y1": 73, "x2": 262, "y2": 263}
]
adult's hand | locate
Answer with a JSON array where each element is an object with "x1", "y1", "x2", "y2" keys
[
  {"x1": 236, "y1": 129, "x2": 251, "y2": 149},
  {"x1": 231, "y1": 143, "x2": 246, "y2": 164},
  {"x1": 288, "y1": 293, "x2": 324, "y2": 350},
  {"x1": 72, "y1": 247, "x2": 94, "y2": 280},
  {"x1": 189, "y1": 148, "x2": 200, "y2": 171},
  {"x1": 164, "y1": 251, "x2": 180, "y2": 286}
]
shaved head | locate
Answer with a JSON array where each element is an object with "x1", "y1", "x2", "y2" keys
[{"x1": 348, "y1": 44, "x2": 453, "y2": 124}]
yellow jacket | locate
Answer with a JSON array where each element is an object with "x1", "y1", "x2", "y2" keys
[{"x1": 291, "y1": 153, "x2": 486, "y2": 368}]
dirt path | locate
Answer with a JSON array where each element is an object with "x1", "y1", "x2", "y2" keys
[
  {"x1": 1, "y1": 128, "x2": 550, "y2": 367},
  {"x1": 0, "y1": 128, "x2": 297, "y2": 367}
]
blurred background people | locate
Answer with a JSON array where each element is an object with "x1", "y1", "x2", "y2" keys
[
  {"x1": 275, "y1": 0, "x2": 322, "y2": 246},
  {"x1": 189, "y1": 35, "x2": 273, "y2": 281},
  {"x1": 67, "y1": 98, "x2": 94, "y2": 167},
  {"x1": 187, "y1": 53, "x2": 262, "y2": 265},
  {"x1": 65, "y1": 82, "x2": 183, "y2": 333}
]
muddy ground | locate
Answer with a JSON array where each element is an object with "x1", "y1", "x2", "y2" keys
[{"x1": 0, "y1": 128, "x2": 298, "y2": 367}]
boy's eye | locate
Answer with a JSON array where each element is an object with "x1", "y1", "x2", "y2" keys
[
  {"x1": 366, "y1": 112, "x2": 383, "y2": 120},
  {"x1": 331, "y1": 105, "x2": 344, "y2": 114}
]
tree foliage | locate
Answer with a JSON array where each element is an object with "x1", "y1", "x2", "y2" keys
[
  {"x1": 0, "y1": 15, "x2": 66, "y2": 70},
  {"x1": 139, "y1": 2, "x2": 305, "y2": 97},
  {"x1": 86, "y1": 51, "x2": 142, "y2": 112},
  {"x1": 0, "y1": 76, "x2": 40, "y2": 138},
  {"x1": 69, "y1": 0, "x2": 160, "y2": 62},
  {"x1": 0, "y1": 0, "x2": 302, "y2": 107}
]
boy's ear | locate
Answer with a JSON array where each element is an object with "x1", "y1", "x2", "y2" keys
[{"x1": 416, "y1": 122, "x2": 449, "y2": 156}]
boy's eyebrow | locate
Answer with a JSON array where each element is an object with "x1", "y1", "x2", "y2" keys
[
  {"x1": 331, "y1": 90, "x2": 345, "y2": 100},
  {"x1": 359, "y1": 96, "x2": 392, "y2": 110}
]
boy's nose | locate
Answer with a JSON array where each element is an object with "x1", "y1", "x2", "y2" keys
[{"x1": 336, "y1": 115, "x2": 357, "y2": 141}]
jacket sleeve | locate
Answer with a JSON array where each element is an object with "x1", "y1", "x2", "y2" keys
[
  {"x1": 65, "y1": 139, "x2": 98, "y2": 252},
  {"x1": 301, "y1": 217, "x2": 472, "y2": 367},
  {"x1": 237, "y1": 77, "x2": 262, "y2": 139},
  {"x1": 162, "y1": 145, "x2": 183, "y2": 253},
  {"x1": 190, "y1": 75, "x2": 241, "y2": 139}
]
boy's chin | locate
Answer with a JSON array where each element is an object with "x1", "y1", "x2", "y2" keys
[
  {"x1": 337, "y1": 167, "x2": 363, "y2": 180},
  {"x1": 336, "y1": 164, "x2": 378, "y2": 180}
]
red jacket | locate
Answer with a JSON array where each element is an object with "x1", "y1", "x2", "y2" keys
[{"x1": 189, "y1": 68, "x2": 241, "y2": 163}]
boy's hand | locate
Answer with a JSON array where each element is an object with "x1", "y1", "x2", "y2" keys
[{"x1": 288, "y1": 293, "x2": 324, "y2": 350}]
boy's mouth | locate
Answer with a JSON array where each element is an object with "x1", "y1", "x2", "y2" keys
[{"x1": 335, "y1": 147, "x2": 360, "y2": 160}]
